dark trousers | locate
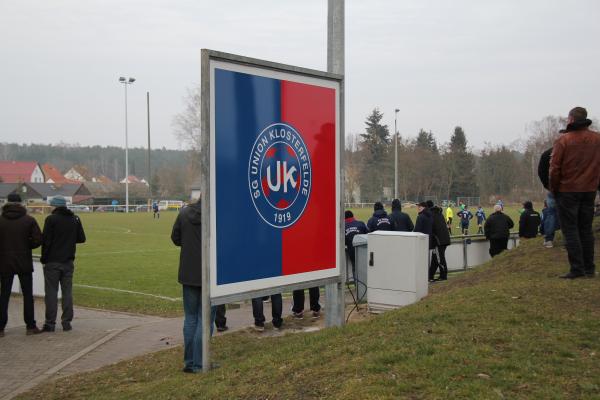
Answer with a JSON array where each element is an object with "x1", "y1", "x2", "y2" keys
[
  {"x1": 44, "y1": 261, "x2": 74, "y2": 327},
  {"x1": 292, "y1": 287, "x2": 321, "y2": 313},
  {"x1": 0, "y1": 273, "x2": 36, "y2": 330},
  {"x1": 429, "y1": 245, "x2": 448, "y2": 280},
  {"x1": 214, "y1": 304, "x2": 226, "y2": 329},
  {"x1": 489, "y1": 238, "x2": 508, "y2": 257},
  {"x1": 252, "y1": 294, "x2": 282, "y2": 327},
  {"x1": 556, "y1": 192, "x2": 596, "y2": 275}
]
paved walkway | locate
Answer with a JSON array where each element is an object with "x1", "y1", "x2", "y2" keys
[{"x1": 0, "y1": 295, "x2": 307, "y2": 400}]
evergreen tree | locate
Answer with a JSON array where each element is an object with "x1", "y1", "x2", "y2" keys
[
  {"x1": 445, "y1": 126, "x2": 478, "y2": 199},
  {"x1": 358, "y1": 108, "x2": 391, "y2": 202}
]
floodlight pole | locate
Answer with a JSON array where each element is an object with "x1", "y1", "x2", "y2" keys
[
  {"x1": 394, "y1": 109, "x2": 399, "y2": 199},
  {"x1": 326, "y1": 0, "x2": 345, "y2": 328},
  {"x1": 147, "y1": 91, "x2": 151, "y2": 197},
  {"x1": 119, "y1": 77, "x2": 135, "y2": 213}
]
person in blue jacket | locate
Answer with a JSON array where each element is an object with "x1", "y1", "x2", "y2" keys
[
  {"x1": 344, "y1": 210, "x2": 368, "y2": 280},
  {"x1": 457, "y1": 205, "x2": 473, "y2": 235},
  {"x1": 475, "y1": 206, "x2": 486, "y2": 234},
  {"x1": 367, "y1": 202, "x2": 392, "y2": 232}
]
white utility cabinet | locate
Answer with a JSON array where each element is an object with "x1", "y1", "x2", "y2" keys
[{"x1": 367, "y1": 231, "x2": 429, "y2": 311}]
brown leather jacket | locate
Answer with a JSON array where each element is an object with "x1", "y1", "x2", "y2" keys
[{"x1": 549, "y1": 120, "x2": 600, "y2": 193}]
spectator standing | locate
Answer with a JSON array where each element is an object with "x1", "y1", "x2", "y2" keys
[
  {"x1": 457, "y1": 205, "x2": 473, "y2": 235},
  {"x1": 252, "y1": 294, "x2": 283, "y2": 332},
  {"x1": 484, "y1": 205, "x2": 515, "y2": 257},
  {"x1": 476, "y1": 206, "x2": 486, "y2": 234},
  {"x1": 414, "y1": 202, "x2": 435, "y2": 271},
  {"x1": 429, "y1": 203, "x2": 451, "y2": 281},
  {"x1": 389, "y1": 199, "x2": 414, "y2": 232},
  {"x1": 292, "y1": 287, "x2": 321, "y2": 319},
  {"x1": 171, "y1": 197, "x2": 216, "y2": 373},
  {"x1": 344, "y1": 210, "x2": 368, "y2": 277},
  {"x1": 0, "y1": 193, "x2": 43, "y2": 336},
  {"x1": 538, "y1": 147, "x2": 559, "y2": 248},
  {"x1": 41, "y1": 196, "x2": 86, "y2": 332},
  {"x1": 518, "y1": 201, "x2": 541, "y2": 239},
  {"x1": 367, "y1": 202, "x2": 392, "y2": 232},
  {"x1": 445, "y1": 204, "x2": 454, "y2": 235},
  {"x1": 550, "y1": 107, "x2": 600, "y2": 279}
]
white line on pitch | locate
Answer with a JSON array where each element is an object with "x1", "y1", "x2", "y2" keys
[{"x1": 74, "y1": 284, "x2": 181, "y2": 302}]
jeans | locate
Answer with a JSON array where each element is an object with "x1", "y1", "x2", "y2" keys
[
  {"x1": 556, "y1": 192, "x2": 596, "y2": 275},
  {"x1": 252, "y1": 294, "x2": 283, "y2": 327},
  {"x1": 0, "y1": 273, "x2": 36, "y2": 330},
  {"x1": 182, "y1": 285, "x2": 216, "y2": 372},
  {"x1": 44, "y1": 261, "x2": 74, "y2": 327},
  {"x1": 543, "y1": 193, "x2": 558, "y2": 242},
  {"x1": 292, "y1": 287, "x2": 321, "y2": 313}
]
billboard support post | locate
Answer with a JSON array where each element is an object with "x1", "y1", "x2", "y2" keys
[
  {"x1": 326, "y1": 0, "x2": 345, "y2": 328},
  {"x1": 200, "y1": 50, "x2": 212, "y2": 373}
]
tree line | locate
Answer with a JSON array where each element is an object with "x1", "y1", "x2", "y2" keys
[{"x1": 346, "y1": 109, "x2": 598, "y2": 205}]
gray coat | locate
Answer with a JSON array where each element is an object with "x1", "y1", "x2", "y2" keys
[{"x1": 171, "y1": 201, "x2": 203, "y2": 287}]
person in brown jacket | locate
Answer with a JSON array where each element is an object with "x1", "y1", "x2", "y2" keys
[
  {"x1": 0, "y1": 194, "x2": 43, "y2": 336},
  {"x1": 549, "y1": 107, "x2": 600, "y2": 279}
]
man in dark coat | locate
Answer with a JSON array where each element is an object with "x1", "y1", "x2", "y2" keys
[
  {"x1": 171, "y1": 198, "x2": 216, "y2": 373},
  {"x1": 0, "y1": 193, "x2": 43, "y2": 336},
  {"x1": 550, "y1": 107, "x2": 600, "y2": 279},
  {"x1": 344, "y1": 210, "x2": 368, "y2": 275},
  {"x1": 484, "y1": 205, "x2": 515, "y2": 257},
  {"x1": 519, "y1": 201, "x2": 541, "y2": 239},
  {"x1": 367, "y1": 202, "x2": 392, "y2": 232},
  {"x1": 428, "y1": 203, "x2": 451, "y2": 281},
  {"x1": 389, "y1": 199, "x2": 414, "y2": 232},
  {"x1": 414, "y1": 202, "x2": 434, "y2": 248},
  {"x1": 41, "y1": 196, "x2": 86, "y2": 332}
]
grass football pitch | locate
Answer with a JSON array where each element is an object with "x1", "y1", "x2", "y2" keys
[{"x1": 31, "y1": 205, "x2": 531, "y2": 316}]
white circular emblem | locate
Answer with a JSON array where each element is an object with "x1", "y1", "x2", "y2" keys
[{"x1": 248, "y1": 123, "x2": 312, "y2": 228}]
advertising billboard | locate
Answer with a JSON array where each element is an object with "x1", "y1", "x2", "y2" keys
[{"x1": 204, "y1": 51, "x2": 342, "y2": 302}]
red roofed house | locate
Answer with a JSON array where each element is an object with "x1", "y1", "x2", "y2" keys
[
  {"x1": 120, "y1": 175, "x2": 141, "y2": 184},
  {"x1": 0, "y1": 161, "x2": 45, "y2": 183},
  {"x1": 41, "y1": 163, "x2": 73, "y2": 184}
]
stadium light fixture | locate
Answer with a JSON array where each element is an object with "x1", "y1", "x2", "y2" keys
[{"x1": 119, "y1": 76, "x2": 136, "y2": 213}]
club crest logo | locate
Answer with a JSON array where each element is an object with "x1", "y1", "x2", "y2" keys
[{"x1": 248, "y1": 123, "x2": 312, "y2": 228}]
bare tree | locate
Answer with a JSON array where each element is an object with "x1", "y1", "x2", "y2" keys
[{"x1": 172, "y1": 86, "x2": 202, "y2": 152}]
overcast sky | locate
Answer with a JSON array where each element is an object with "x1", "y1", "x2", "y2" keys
[{"x1": 1, "y1": 0, "x2": 598, "y2": 150}]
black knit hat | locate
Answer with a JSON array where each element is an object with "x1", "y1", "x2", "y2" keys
[
  {"x1": 425, "y1": 200, "x2": 434, "y2": 208},
  {"x1": 374, "y1": 202, "x2": 384, "y2": 211},
  {"x1": 345, "y1": 210, "x2": 353, "y2": 218}
]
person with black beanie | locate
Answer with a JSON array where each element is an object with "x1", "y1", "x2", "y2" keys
[
  {"x1": 389, "y1": 199, "x2": 414, "y2": 232},
  {"x1": 0, "y1": 193, "x2": 43, "y2": 336},
  {"x1": 367, "y1": 202, "x2": 392, "y2": 232}
]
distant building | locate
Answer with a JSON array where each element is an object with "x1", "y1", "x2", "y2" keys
[
  {"x1": 41, "y1": 163, "x2": 73, "y2": 184},
  {"x1": 0, "y1": 161, "x2": 45, "y2": 183},
  {"x1": 120, "y1": 175, "x2": 141, "y2": 184},
  {"x1": 0, "y1": 183, "x2": 19, "y2": 203},
  {"x1": 14, "y1": 182, "x2": 92, "y2": 204},
  {"x1": 64, "y1": 167, "x2": 87, "y2": 182},
  {"x1": 91, "y1": 175, "x2": 113, "y2": 184}
]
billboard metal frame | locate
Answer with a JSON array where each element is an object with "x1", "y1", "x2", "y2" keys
[{"x1": 200, "y1": 49, "x2": 345, "y2": 371}]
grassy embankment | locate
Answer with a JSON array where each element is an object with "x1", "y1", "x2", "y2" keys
[
  {"x1": 30, "y1": 205, "x2": 529, "y2": 316},
  {"x1": 20, "y1": 220, "x2": 600, "y2": 399}
]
